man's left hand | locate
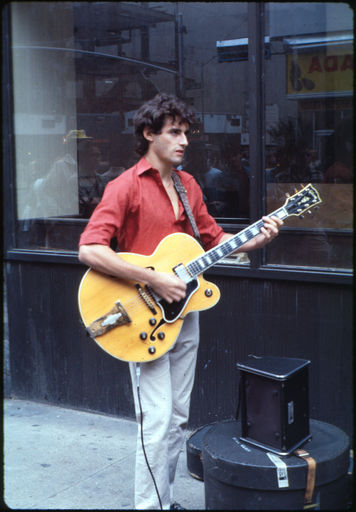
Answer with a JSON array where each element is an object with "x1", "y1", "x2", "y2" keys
[{"x1": 255, "y1": 215, "x2": 283, "y2": 248}]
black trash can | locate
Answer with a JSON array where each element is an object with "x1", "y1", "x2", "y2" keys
[
  {"x1": 202, "y1": 419, "x2": 350, "y2": 510},
  {"x1": 186, "y1": 423, "x2": 215, "y2": 480},
  {"x1": 186, "y1": 421, "x2": 232, "y2": 481}
]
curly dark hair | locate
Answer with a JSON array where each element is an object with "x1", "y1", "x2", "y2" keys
[{"x1": 133, "y1": 93, "x2": 197, "y2": 156}]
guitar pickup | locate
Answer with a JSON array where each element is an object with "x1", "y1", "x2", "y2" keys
[{"x1": 87, "y1": 301, "x2": 131, "y2": 337}]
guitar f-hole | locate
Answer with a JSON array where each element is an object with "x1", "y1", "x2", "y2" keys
[{"x1": 150, "y1": 318, "x2": 166, "y2": 341}]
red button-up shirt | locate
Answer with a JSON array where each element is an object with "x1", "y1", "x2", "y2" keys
[{"x1": 79, "y1": 157, "x2": 224, "y2": 255}]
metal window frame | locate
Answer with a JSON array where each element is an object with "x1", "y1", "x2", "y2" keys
[
  {"x1": 2, "y1": 4, "x2": 17, "y2": 252},
  {"x1": 248, "y1": 2, "x2": 266, "y2": 270}
]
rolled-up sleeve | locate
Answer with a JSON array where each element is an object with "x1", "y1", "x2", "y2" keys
[{"x1": 78, "y1": 179, "x2": 128, "y2": 247}]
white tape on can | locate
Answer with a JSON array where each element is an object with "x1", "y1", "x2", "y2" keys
[{"x1": 266, "y1": 452, "x2": 290, "y2": 488}]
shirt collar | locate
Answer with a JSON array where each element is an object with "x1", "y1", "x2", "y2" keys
[
  {"x1": 136, "y1": 157, "x2": 155, "y2": 176},
  {"x1": 136, "y1": 156, "x2": 179, "y2": 176}
]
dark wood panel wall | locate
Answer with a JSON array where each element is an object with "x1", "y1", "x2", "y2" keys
[
  {"x1": 5, "y1": 261, "x2": 353, "y2": 439},
  {"x1": 192, "y1": 275, "x2": 353, "y2": 439}
]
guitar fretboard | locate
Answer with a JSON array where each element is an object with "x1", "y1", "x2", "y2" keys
[{"x1": 187, "y1": 207, "x2": 288, "y2": 277}]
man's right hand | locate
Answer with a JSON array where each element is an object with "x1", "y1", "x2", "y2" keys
[{"x1": 146, "y1": 269, "x2": 187, "y2": 304}]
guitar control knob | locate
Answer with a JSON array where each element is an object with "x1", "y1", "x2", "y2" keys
[
  {"x1": 158, "y1": 332, "x2": 165, "y2": 340},
  {"x1": 148, "y1": 346, "x2": 156, "y2": 354},
  {"x1": 149, "y1": 318, "x2": 157, "y2": 326},
  {"x1": 140, "y1": 332, "x2": 148, "y2": 340},
  {"x1": 205, "y1": 289, "x2": 213, "y2": 297}
]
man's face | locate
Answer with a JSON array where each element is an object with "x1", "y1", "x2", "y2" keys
[{"x1": 145, "y1": 116, "x2": 190, "y2": 169}]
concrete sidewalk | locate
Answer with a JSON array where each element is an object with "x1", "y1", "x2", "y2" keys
[{"x1": 3, "y1": 398, "x2": 205, "y2": 510}]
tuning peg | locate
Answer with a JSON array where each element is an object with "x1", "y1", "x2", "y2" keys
[
  {"x1": 285, "y1": 193, "x2": 290, "y2": 198},
  {"x1": 307, "y1": 210, "x2": 312, "y2": 215},
  {"x1": 299, "y1": 215, "x2": 305, "y2": 219}
]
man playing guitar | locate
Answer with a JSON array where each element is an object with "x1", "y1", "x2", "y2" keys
[{"x1": 78, "y1": 93, "x2": 282, "y2": 510}]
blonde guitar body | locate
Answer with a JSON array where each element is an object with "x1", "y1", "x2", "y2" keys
[{"x1": 78, "y1": 233, "x2": 220, "y2": 362}]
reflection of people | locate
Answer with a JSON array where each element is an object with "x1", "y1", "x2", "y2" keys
[
  {"x1": 96, "y1": 166, "x2": 126, "y2": 196},
  {"x1": 266, "y1": 151, "x2": 278, "y2": 183},
  {"x1": 78, "y1": 93, "x2": 282, "y2": 510},
  {"x1": 303, "y1": 148, "x2": 323, "y2": 182},
  {"x1": 182, "y1": 147, "x2": 227, "y2": 216},
  {"x1": 324, "y1": 161, "x2": 352, "y2": 183},
  {"x1": 34, "y1": 129, "x2": 104, "y2": 218},
  {"x1": 203, "y1": 152, "x2": 227, "y2": 215},
  {"x1": 269, "y1": 152, "x2": 293, "y2": 183},
  {"x1": 223, "y1": 149, "x2": 250, "y2": 216},
  {"x1": 323, "y1": 117, "x2": 353, "y2": 183},
  {"x1": 204, "y1": 153, "x2": 224, "y2": 187},
  {"x1": 77, "y1": 141, "x2": 104, "y2": 217}
]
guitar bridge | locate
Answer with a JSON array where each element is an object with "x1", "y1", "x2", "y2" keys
[
  {"x1": 136, "y1": 284, "x2": 157, "y2": 314},
  {"x1": 87, "y1": 301, "x2": 131, "y2": 337}
]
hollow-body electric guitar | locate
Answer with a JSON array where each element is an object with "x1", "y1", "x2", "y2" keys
[{"x1": 78, "y1": 184, "x2": 321, "y2": 362}]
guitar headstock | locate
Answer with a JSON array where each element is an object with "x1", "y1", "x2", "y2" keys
[{"x1": 283, "y1": 184, "x2": 322, "y2": 217}]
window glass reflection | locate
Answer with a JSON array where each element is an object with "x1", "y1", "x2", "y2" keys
[
  {"x1": 264, "y1": 2, "x2": 353, "y2": 270},
  {"x1": 10, "y1": 2, "x2": 352, "y2": 271},
  {"x1": 12, "y1": 1, "x2": 250, "y2": 252}
]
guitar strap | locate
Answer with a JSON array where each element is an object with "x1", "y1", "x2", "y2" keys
[{"x1": 172, "y1": 171, "x2": 203, "y2": 246}]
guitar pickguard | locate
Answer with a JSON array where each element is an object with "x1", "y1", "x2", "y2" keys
[{"x1": 157, "y1": 278, "x2": 200, "y2": 323}]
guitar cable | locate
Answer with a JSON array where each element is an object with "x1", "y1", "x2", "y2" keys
[{"x1": 135, "y1": 364, "x2": 163, "y2": 510}]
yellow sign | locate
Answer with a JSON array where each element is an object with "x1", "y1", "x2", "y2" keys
[{"x1": 287, "y1": 47, "x2": 353, "y2": 96}]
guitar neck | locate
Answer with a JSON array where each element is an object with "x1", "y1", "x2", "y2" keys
[{"x1": 187, "y1": 206, "x2": 288, "y2": 277}]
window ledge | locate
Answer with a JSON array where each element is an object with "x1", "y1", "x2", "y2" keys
[{"x1": 4, "y1": 248, "x2": 353, "y2": 284}]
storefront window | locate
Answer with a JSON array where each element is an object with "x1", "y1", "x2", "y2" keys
[
  {"x1": 9, "y1": 2, "x2": 352, "y2": 273},
  {"x1": 11, "y1": 1, "x2": 250, "y2": 253},
  {"x1": 264, "y1": 2, "x2": 353, "y2": 270}
]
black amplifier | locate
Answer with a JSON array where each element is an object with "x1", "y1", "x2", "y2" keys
[{"x1": 236, "y1": 355, "x2": 311, "y2": 455}]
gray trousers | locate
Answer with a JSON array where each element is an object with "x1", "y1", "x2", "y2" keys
[{"x1": 129, "y1": 312, "x2": 200, "y2": 509}]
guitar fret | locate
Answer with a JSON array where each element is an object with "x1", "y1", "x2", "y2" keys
[
  {"x1": 243, "y1": 228, "x2": 253, "y2": 240},
  {"x1": 276, "y1": 209, "x2": 286, "y2": 219},
  {"x1": 197, "y1": 259, "x2": 205, "y2": 269}
]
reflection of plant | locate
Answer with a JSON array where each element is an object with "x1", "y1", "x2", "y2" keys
[
  {"x1": 267, "y1": 119, "x2": 310, "y2": 181},
  {"x1": 269, "y1": 119, "x2": 306, "y2": 159},
  {"x1": 269, "y1": 119, "x2": 297, "y2": 154}
]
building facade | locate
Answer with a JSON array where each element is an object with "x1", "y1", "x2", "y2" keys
[{"x1": 3, "y1": 2, "x2": 353, "y2": 437}]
